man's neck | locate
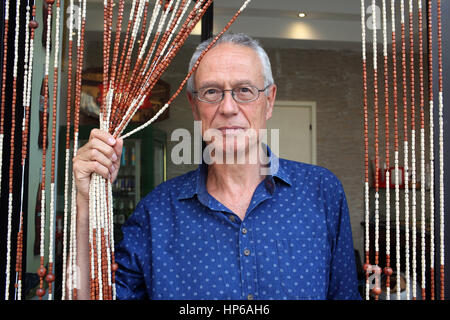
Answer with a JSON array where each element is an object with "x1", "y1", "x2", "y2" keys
[{"x1": 205, "y1": 144, "x2": 267, "y2": 207}]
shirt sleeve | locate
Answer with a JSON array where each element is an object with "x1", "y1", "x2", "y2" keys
[
  {"x1": 325, "y1": 175, "x2": 362, "y2": 300},
  {"x1": 114, "y1": 200, "x2": 151, "y2": 300}
]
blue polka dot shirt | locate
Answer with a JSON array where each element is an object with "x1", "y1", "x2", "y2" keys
[{"x1": 115, "y1": 148, "x2": 361, "y2": 300}]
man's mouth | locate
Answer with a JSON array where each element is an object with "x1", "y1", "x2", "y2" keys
[{"x1": 217, "y1": 126, "x2": 246, "y2": 134}]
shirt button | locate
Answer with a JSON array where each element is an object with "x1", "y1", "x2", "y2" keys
[
  {"x1": 243, "y1": 249, "x2": 250, "y2": 256},
  {"x1": 247, "y1": 293, "x2": 254, "y2": 300},
  {"x1": 242, "y1": 228, "x2": 247, "y2": 234}
]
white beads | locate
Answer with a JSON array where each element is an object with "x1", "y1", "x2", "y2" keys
[{"x1": 5, "y1": 0, "x2": 21, "y2": 300}]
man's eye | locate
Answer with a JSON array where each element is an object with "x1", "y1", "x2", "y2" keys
[
  {"x1": 204, "y1": 88, "x2": 219, "y2": 95},
  {"x1": 237, "y1": 87, "x2": 254, "y2": 94}
]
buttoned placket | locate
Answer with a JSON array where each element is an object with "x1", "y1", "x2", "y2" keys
[
  {"x1": 237, "y1": 177, "x2": 276, "y2": 300},
  {"x1": 198, "y1": 163, "x2": 279, "y2": 300}
]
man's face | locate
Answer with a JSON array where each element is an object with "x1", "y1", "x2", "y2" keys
[{"x1": 187, "y1": 43, "x2": 277, "y2": 160}]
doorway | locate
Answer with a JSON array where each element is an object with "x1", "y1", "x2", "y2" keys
[{"x1": 266, "y1": 101, "x2": 317, "y2": 165}]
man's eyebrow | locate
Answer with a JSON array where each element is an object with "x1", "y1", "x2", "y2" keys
[
  {"x1": 197, "y1": 80, "x2": 255, "y2": 89},
  {"x1": 197, "y1": 81, "x2": 222, "y2": 89}
]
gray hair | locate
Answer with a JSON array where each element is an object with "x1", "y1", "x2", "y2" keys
[{"x1": 186, "y1": 33, "x2": 274, "y2": 93}]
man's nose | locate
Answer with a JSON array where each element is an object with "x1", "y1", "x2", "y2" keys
[{"x1": 218, "y1": 90, "x2": 239, "y2": 116}]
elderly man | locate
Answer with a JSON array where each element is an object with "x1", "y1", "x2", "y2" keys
[{"x1": 73, "y1": 33, "x2": 361, "y2": 300}]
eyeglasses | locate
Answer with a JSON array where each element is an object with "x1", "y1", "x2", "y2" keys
[{"x1": 193, "y1": 85, "x2": 271, "y2": 104}]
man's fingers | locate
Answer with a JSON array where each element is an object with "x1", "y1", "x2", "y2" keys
[
  {"x1": 78, "y1": 138, "x2": 118, "y2": 163},
  {"x1": 89, "y1": 128, "x2": 117, "y2": 147},
  {"x1": 74, "y1": 158, "x2": 111, "y2": 181},
  {"x1": 88, "y1": 148, "x2": 115, "y2": 173},
  {"x1": 113, "y1": 137, "x2": 124, "y2": 164}
]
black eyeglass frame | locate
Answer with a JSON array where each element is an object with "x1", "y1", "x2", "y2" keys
[{"x1": 192, "y1": 84, "x2": 272, "y2": 104}]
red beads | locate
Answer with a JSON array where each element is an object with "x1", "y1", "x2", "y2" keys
[
  {"x1": 45, "y1": 272, "x2": 55, "y2": 283},
  {"x1": 36, "y1": 288, "x2": 46, "y2": 298},
  {"x1": 111, "y1": 263, "x2": 119, "y2": 272},
  {"x1": 384, "y1": 267, "x2": 393, "y2": 276},
  {"x1": 29, "y1": 20, "x2": 39, "y2": 29},
  {"x1": 46, "y1": 0, "x2": 55, "y2": 4},
  {"x1": 372, "y1": 287, "x2": 382, "y2": 296},
  {"x1": 37, "y1": 267, "x2": 47, "y2": 278},
  {"x1": 164, "y1": 1, "x2": 174, "y2": 12}
]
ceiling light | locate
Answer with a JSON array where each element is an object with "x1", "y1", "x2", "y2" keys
[{"x1": 298, "y1": 12, "x2": 306, "y2": 18}]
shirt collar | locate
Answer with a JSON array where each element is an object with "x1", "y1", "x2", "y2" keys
[{"x1": 177, "y1": 144, "x2": 292, "y2": 201}]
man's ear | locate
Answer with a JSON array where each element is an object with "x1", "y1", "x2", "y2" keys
[
  {"x1": 265, "y1": 84, "x2": 277, "y2": 121},
  {"x1": 187, "y1": 91, "x2": 200, "y2": 121}
]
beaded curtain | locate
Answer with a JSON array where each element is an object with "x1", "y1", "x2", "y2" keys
[
  {"x1": 361, "y1": 0, "x2": 446, "y2": 300},
  {"x1": 0, "y1": 0, "x2": 446, "y2": 301}
]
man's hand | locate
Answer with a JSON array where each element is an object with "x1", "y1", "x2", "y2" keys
[
  {"x1": 73, "y1": 128, "x2": 123, "y2": 201},
  {"x1": 71, "y1": 129, "x2": 123, "y2": 299}
]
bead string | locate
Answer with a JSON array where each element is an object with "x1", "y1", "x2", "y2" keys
[
  {"x1": 372, "y1": 0, "x2": 381, "y2": 301},
  {"x1": 69, "y1": 0, "x2": 86, "y2": 300},
  {"x1": 15, "y1": 1, "x2": 37, "y2": 301},
  {"x1": 400, "y1": 0, "x2": 411, "y2": 300},
  {"x1": 360, "y1": 0, "x2": 371, "y2": 301},
  {"x1": 4, "y1": 0, "x2": 22, "y2": 301},
  {"x1": 390, "y1": 0, "x2": 401, "y2": 300},
  {"x1": 62, "y1": 0, "x2": 75, "y2": 301},
  {"x1": 426, "y1": 0, "x2": 435, "y2": 301},
  {"x1": 47, "y1": 0, "x2": 61, "y2": 300},
  {"x1": 437, "y1": 0, "x2": 444, "y2": 300},
  {"x1": 14, "y1": 1, "x2": 31, "y2": 300},
  {"x1": 417, "y1": 0, "x2": 427, "y2": 301},
  {"x1": 36, "y1": 0, "x2": 55, "y2": 301},
  {"x1": 408, "y1": 0, "x2": 418, "y2": 301},
  {"x1": 0, "y1": 0, "x2": 10, "y2": 244},
  {"x1": 381, "y1": 0, "x2": 393, "y2": 300}
]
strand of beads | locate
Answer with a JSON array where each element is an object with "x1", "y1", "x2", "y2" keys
[
  {"x1": 14, "y1": 1, "x2": 31, "y2": 300},
  {"x1": 381, "y1": 0, "x2": 394, "y2": 300},
  {"x1": 407, "y1": 0, "x2": 418, "y2": 300},
  {"x1": 417, "y1": 0, "x2": 427, "y2": 300},
  {"x1": 15, "y1": 1, "x2": 37, "y2": 300},
  {"x1": 0, "y1": 0, "x2": 10, "y2": 227},
  {"x1": 390, "y1": 0, "x2": 401, "y2": 300},
  {"x1": 68, "y1": 0, "x2": 86, "y2": 300},
  {"x1": 426, "y1": 0, "x2": 435, "y2": 300},
  {"x1": 437, "y1": 0, "x2": 444, "y2": 300},
  {"x1": 371, "y1": 0, "x2": 382, "y2": 300},
  {"x1": 46, "y1": 0, "x2": 62, "y2": 300},
  {"x1": 4, "y1": 0, "x2": 22, "y2": 301},
  {"x1": 400, "y1": 0, "x2": 411, "y2": 300},
  {"x1": 360, "y1": 0, "x2": 371, "y2": 301},
  {"x1": 36, "y1": 0, "x2": 55, "y2": 301},
  {"x1": 62, "y1": 0, "x2": 75, "y2": 300}
]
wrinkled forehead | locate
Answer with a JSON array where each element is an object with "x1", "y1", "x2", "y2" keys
[{"x1": 194, "y1": 43, "x2": 265, "y2": 87}]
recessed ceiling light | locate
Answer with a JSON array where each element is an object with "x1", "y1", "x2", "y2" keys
[{"x1": 298, "y1": 12, "x2": 306, "y2": 18}]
